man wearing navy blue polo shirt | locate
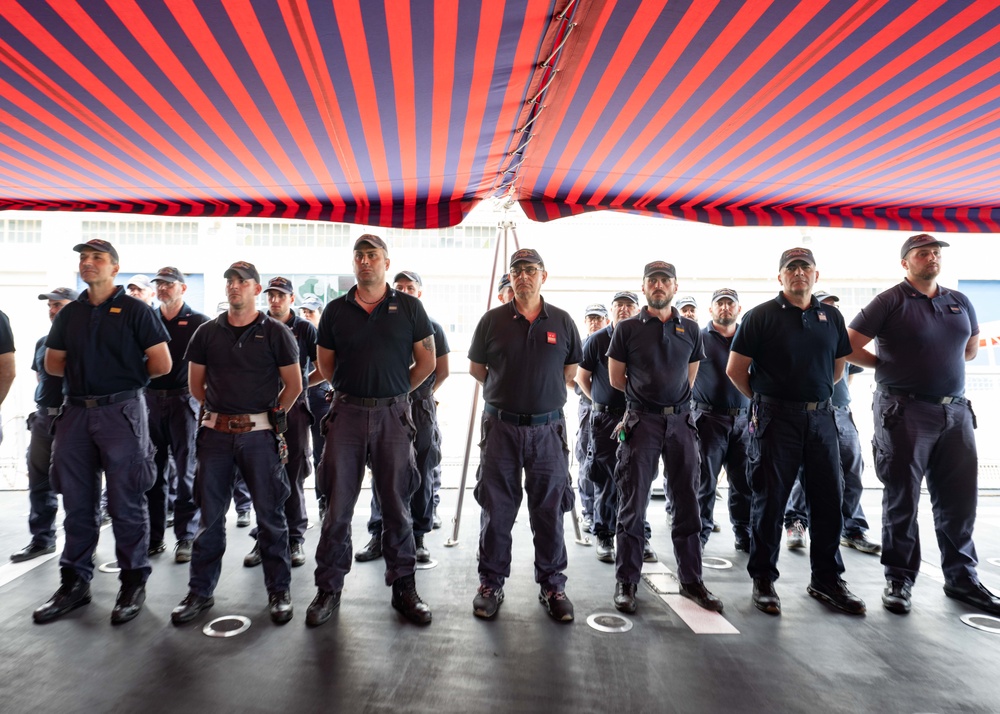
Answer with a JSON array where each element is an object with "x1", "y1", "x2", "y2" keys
[
  {"x1": 468, "y1": 248, "x2": 581, "y2": 622},
  {"x1": 171, "y1": 261, "x2": 301, "y2": 626},
  {"x1": 848, "y1": 234, "x2": 999, "y2": 616},
  {"x1": 307, "y1": 235, "x2": 436, "y2": 627},
  {"x1": 10, "y1": 288, "x2": 76, "y2": 563},
  {"x1": 146, "y1": 267, "x2": 210, "y2": 564},
  {"x1": 576, "y1": 291, "x2": 640, "y2": 563},
  {"x1": 607, "y1": 262, "x2": 721, "y2": 615},
  {"x1": 728, "y1": 247, "x2": 864, "y2": 616},
  {"x1": 242, "y1": 276, "x2": 319, "y2": 570},
  {"x1": 692, "y1": 288, "x2": 752, "y2": 551},
  {"x1": 298, "y1": 293, "x2": 333, "y2": 517},
  {"x1": 574, "y1": 303, "x2": 610, "y2": 534},
  {"x1": 34, "y1": 240, "x2": 171, "y2": 625}
]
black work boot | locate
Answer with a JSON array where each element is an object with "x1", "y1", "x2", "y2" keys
[
  {"x1": 111, "y1": 569, "x2": 146, "y2": 624},
  {"x1": 34, "y1": 567, "x2": 92, "y2": 624},
  {"x1": 391, "y1": 574, "x2": 432, "y2": 625}
]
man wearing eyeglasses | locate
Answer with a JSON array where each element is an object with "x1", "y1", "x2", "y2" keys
[
  {"x1": 469, "y1": 248, "x2": 582, "y2": 622},
  {"x1": 607, "y1": 262, "x2": 722, "y2": 615}
]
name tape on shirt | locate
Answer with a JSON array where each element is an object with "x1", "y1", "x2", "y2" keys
[
  {"x1": 817, "y1": 311, "x2": 828, "y2": 322},
  {"x1": 109, "y1": 307, "x2": 121, "y2": 314},
  {"x1": 547, "y1": 331, "x2": 557, "y2": 344},
  {"x1": 949, "y1": 305, "x2": 962, "y2": 314}
]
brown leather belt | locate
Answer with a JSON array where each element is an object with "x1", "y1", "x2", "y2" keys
[{"x1": 203, "y1": 411, "x2": 271, "y2": 434}]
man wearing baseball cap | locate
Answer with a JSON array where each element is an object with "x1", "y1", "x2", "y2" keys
[
  {"x1": 297, "y1": 293, "x2": 332, "y2": 517},
  {"x1": 675, "y1": 296, "x2": 698, "y2": 322},
  {"x1": 126, "y1": 275, "x2": 155, "y2": 307},
  {"x1": 35, "y1": 240, "x2": 171, "y2": 624},
  {"x1": 9, "y1": 288, "x2": 76, "y2": 563},
  {"x1": 848, "y1": 234, "x2": 998, "y2": 616},
  {"x1": 468, "y1": 248, "x2": 582, "y2": 622},
  {"x1": 574, "y1": 303, "x2": 610, "y2": 535},
  {"x1": 171, "y1": 261, "x2": 301, "y2": 625},
  {"x1": 308, "y1": 235, "x2": 437, "y2": 626},
  {"x1": 727, "y1": 248, "x2": 864, "y2": 616},
  {"x1": 607, "y1": 262, "x2": 721, "y2": 614},
  {"x1": 145, "y1": 267, "x2": 210, "y2": 564},
  {"x1": 496, "y1": 274, "x2": 514, "y2": 304},
  {"x1": 575, "y1": 291, "x2": 643, "y2": 564},
  {"x1": 691, "y1": 288, "x2": 752, "y2": 552},
  {"x1": 242, "y1": 276, "x2": 319, "y2": 571}
]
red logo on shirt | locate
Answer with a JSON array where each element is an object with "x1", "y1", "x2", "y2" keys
[{"x1": 547, "y1": 332, "x2": 557, "y2": 344}]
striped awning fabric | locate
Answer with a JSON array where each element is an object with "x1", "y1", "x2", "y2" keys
[{"x1": 2, "y1": 0, "x2": 1000, "y2": 231}]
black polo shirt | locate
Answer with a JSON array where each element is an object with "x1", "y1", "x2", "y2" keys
[
  {"x1": 185, "y1": 311, "x2": 299, "y2": 413},
  {"x1": 580, "y1": 325, "x2": 625, "y2": 409},
  {"x1": 731, "y1": 292, "x2": 851, "y2": 402},
  {"x1": 849, "y1": 280, "x2": 977, "y2": 396},
  {"x1": 692, "y1": 322, "x2": 749, "y2": 409},
  {"x1": 46, "y1": 287, "x2": 170, "y2": 397},
  {"x1": 469, "y1": 298, "x2": 582, "y2": 414},
  {"x1": 318, "y1": 285, "x2": 433, "y2": 398},
  {"x1": 149, "y1": 302, "x2": 211, "y2": 390},
  {"x1": 0, "y1": 310, "x2": 12, "y2": 355},
  {"x1": 279, "y1": 312, "x2": 318, "y2": 386},
  {"x1": 607, "y1": 307, "x2": 704, "y2": 408},
  {"x1": 32, "y1": 336, "x2": 63, "y2": 408}
]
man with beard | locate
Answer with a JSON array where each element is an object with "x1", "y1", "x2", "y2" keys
[
  {"x1": 607, "y1": 262, "x2": 722, "y2": 615},
  {"x1": 848, "y1": 234, "x2": 998, "y2": 616},
  {"x1": 691, "y1": 288, "x2": 751, "y2": 551},
  {"x1": 727, "y1": 248, "x2": 864, "y2": 616}
]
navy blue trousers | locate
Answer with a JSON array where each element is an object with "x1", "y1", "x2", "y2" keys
[
  {"x1": 26, "y1": 410, "x2": 59, "y2": 548},
  {"x1": 575, "y1": 400, "x2": 595, "y2": 518},
  {"x1": 313, "y1": 400, "x2": 419, "y2": 592},
  {"x1": 188, "y1": 428, "x2": 291, "y2": 597},
  {"x1": 694, "y1": 409, "x2": 752, "y2": 545},
  {"x1": 146, "y1": 392, "x2": 200, "y2": 543},
  {"x1": 474, "y1": 414, "x2": 572, "y2": 592},
  {"x1": 50, "y1": 397, "x2": 156, "y2": 583},
  {"x1": 746, "y1": 401, "x2": 844, "y2": 583},
  {"x1": 873, "y1": 391, "x2": 979, "y2": 587},
  {"x1": 614, "y1": 410, "x2": 702, "y2": 585}
]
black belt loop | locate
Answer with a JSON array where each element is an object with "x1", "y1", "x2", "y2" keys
[
  {"x1": 66, "y1": 389, "x2": 142, "y2": 409},
  {"x1": 876, "y1": 384, "x2": 968, "y2": 406},
  {"x1": 756, "y1": 394, "x2": 831, "y2": 411},
  {"x1": 484, "y1": 403, "x2": 564, "y2": 426},
  {"x1": 626, "y1": 401, "x2": 689, "y2": 416},
  {"x1": 335, "y1": 392, "x2": 408, "y2": 408},
  {"x1": 693, "y1": 401, "x2": 748, "y2": 417},
  {"x1": 592, "y1": 403, "x2": 625, "y2": 417}
]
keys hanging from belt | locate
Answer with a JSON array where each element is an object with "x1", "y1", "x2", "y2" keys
[{"x1": 276, "y1": 433, "x2": 289, "y2": 464}]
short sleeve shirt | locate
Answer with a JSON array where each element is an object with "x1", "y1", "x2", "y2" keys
[
  {"x1": 731, "y1": 293, "x2": 851, "y2": 402},
  {"x1": 185, "y1": 311, "x2": 299, "y2": 413},
  {"x1": 46, "y1": 287, "x2": 170, "y2": 396},
  {"x1": 579, "y1": 325, "x2": 625, "y2": 409},
  {"x1": 692, "y1": 322, "x2": 749, "y2": 409},
  {"x1": 33, "y1": 335, "x2": 63, "y2": 408},
  {"x1": 0, "y1": 310, "x2": 13, "y2": 355},
  {"x1": 416, "y1": 319, "x2": 451, "y2": 394},
  {"x1": 833, "y1": 364, "x2": 863, "y2": 408},
  {"x1": 848, "y1": 280, "x2": 977, "y2": 396},
  {"x1": 468, "y1": 298, "x2": 582, "y2": 414},
  {"x1": 606, "y1": 307, "x2": 704, "y2": 408},
  {"x1": 282, "y1": 313, "x2": 318, "y2": 386},
  {"x1": 149, "y1": 303, "x2": 211, "y2": 390},
  {"x1": 317, "y1": 286, "x2": 433, "y2": 398}
]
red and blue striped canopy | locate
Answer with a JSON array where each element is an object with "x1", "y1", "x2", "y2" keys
[{"x1": 2, "y1": 0, "x2": 1000, "y2": 231}]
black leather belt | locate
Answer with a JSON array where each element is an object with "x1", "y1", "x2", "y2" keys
[
  {"x1": 693, "y1": 401, "x2": 748, "y2": 416},
  {"x1": 335, "y1": 393, "x2": 407, "y2": 408},
  {"x1": 66, "y1": 389, "x2": 142, "y2": 408},
  {"x1": 148, "y1": 387, "x2": 190, "y2": 398},
  {"x1": 877, "y1": 384, "x2": 969, "y2": 406},
  {"x1": 756, "y1": 394, "x2": 830, "y2": 411},
  {"x1": 484, "y1": 403, "x2": 563, "y2": 426},
  {"x1": 627, "y1": 401, "x2": 689, "y2": 415},
  {"x1": 592, "y1": 403, "x2": 625, "y2": 417}
]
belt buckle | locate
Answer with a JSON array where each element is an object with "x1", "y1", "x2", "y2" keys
[
  {"x1": 84, "y1": 398, "x2": 98, "y2": 408},
  {"x1": 518, "y1": 414, "x2": 532, "y2": 426},
  {"x1": 940, "y1": 396, "x2": 954, "y2": 404},
  {"x1": 227, "y1": 418, "x2": 252, "y2": 434},
  {"x1": 805, "y1": 402, "x2": 818, "y2": 411},
  {"x1": 361, "y1": 397, "x2": 377, "y2": 407}
]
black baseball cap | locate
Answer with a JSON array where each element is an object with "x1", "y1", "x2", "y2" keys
[
  {"x1": 266, "y1": 276, "x2": 294, "y2": 294},
  {"x1": 612, "y1": 290, "x2": 639, "y2": 305},
  {"x1": 711, "y1": 288, "x2": 739, "y2": 303},
  {"x1": 354, "y1": 234, "x2": 388, "y2": 252},
  {"x1": 224, "y1": 261, "x2": 260, "y2": 282},
  {"x1": 643, "y1": 261, "x2": 676, "y2": 279},
  {"x1": 900, "y1": 233, "x2": 949, "y2": 259},
  {"x1": 73, "y1": 239, "x2": 119, "y2": 262},
  {"x1": 779, "y1": 247, "x2": 816, "y2": 269},
  {"x1": 152, "y1": 266, "x2": 185, "y2": 284},
  {"x1": 394, "y1": 270, "x2": 422, "y2": 286},
  {"x1": 38, "y1": 287, "x2": 79, "y2": 301},
  {"x1": 510, "y1": 248, "x2": 543, "y2": 267}
]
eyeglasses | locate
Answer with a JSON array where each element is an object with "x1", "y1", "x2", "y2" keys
[{"x1": 509, "y1": 265, "x2": 540, "y2": 277}]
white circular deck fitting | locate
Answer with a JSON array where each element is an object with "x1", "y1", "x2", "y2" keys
[
  {"x1": 702, "y1": 556, "x2": 734, "y2": 570},
  {"x1": 203, "y1": 615, "x2": 252, "y2": 638},
  {"x1": 959, "y1": 614, "x2": 1000, "y2": 635},
  {"x1": 414, "y1": 559, "x2": 438, "y2": 570},
  {"x1": 97, "y1": 561, "x2": 120, "y2": 574},
  {"x1": 586, "y1": 612, "x2": 634, "y2": 633}
]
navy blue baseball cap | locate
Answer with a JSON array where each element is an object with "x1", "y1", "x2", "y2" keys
[
  {"x1": 266, "y1": 276, "x2": 294, "y2": 294},
  {"x1": 612, "y1": 290, "x2": 639, "y2": 305},
  {"x1": 643, "y1": 261, "x2": 676, "y2": 279},
  {"x1": 711, "y1": 288, "x2": 739, "y2": 303},
  {"x1": 900, "y1": 233, "x2": 949, "y2": 259},
  {"x1": 510, "y1": 248, "x2": 543, "y2": 267},
  {"x1": 38, "y1": 287, "x2": 79, "y2": 301},
  {"x1": 394, "y1": 270, "x2": 422, "y2": 286},
  {"x1": 152, "y1": 266, "x2": 185, "y2": 284},
  {"x1": 779, "y1": 247, "x2": 816, "y2": 269},
  {"x1": 73, "y1": 239, "x2": 119, "y2": 262},
  {"x1": 497, "y1": 273, "x2": 512, "y2": 293},
  {"x1": 224, "y1": 261, "x2": 260, "y2": 283},
  {"x1": 584, "y1": 303, "x2": 608, "y2": 318}
]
